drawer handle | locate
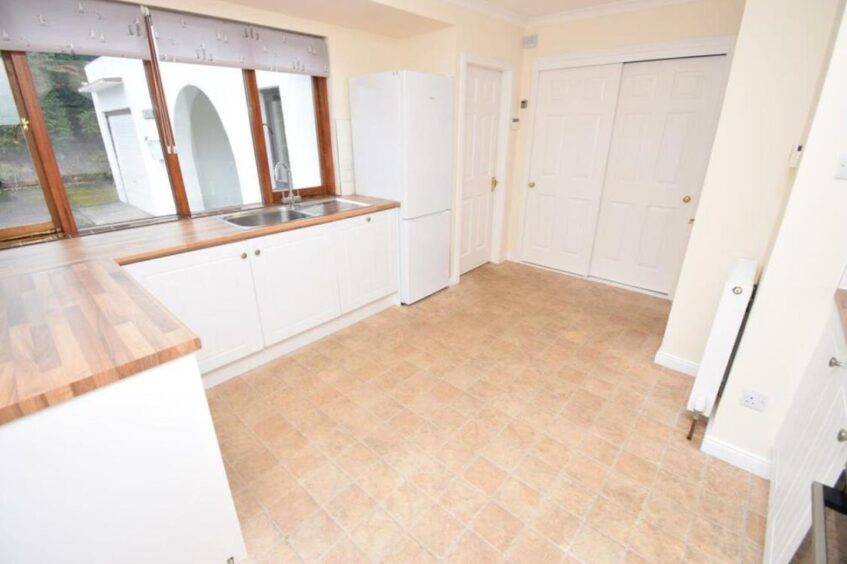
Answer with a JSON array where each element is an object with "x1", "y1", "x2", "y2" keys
[
  {"x1": 240, "y1": 252, "x2": 247, "y2": 260},
  {"x1": 830, "y1": 357, "x2": 843, "y2": 368},
  {"x1": 254, "y1": 249, "x2": 261, "y2": 256},
  {"x1": 366, "y1": 217, "x2": 372, "y2": 223},
  {"x1": 838, "y1": 429, "x2": 847, "y2": 442}
]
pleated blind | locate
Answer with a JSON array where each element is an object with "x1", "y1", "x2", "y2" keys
[
  {"x1": 148, "y1": 8, "x2": 329, "y2": 77},
  {"x1": 0, "y1": 0, "x2": 150, "y2": 59}
]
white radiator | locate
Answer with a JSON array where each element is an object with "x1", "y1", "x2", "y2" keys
[{"x1": 687, "y1": 258, "x2": 757, "y2": 417}]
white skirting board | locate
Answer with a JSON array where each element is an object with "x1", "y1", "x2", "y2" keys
[
  {"x1": 202, "y1": 293, "x2": 399, "y2": 388},
  {"x1": 700, "y1": 431, "x2": 771, "y2": 480},
  {"x1": 654, "y1": 349, "x2": 700, "y2": 377}
]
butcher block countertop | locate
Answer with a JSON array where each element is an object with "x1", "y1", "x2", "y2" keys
[{"x1": 0, "y1": 196, "x2": 399, "y2": 424}]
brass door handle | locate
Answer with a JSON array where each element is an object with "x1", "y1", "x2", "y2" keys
[
  {"x1": 528, "y1": 182, "x2": 536, "y2": 189},
  {"x1": 682, "y1": 195, "x2": 692, "y2": 204},
  {"x1": 490, "y1": 177, "x2": 498, "y2": 192}
]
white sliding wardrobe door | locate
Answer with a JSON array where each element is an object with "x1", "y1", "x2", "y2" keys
[
  {"x1": 460, "y1": 65, "x2": 502, "y2": 274},
  {"x1": 522, "y1": 64, "x2": 622, "y2": 275},
  {"x1": 589, "y1": 56, "x2": 726, "y2": 294}
]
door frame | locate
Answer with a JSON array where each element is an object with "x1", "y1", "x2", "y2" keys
[
  {"x1": 516, "y1": 35, "x2": 736, "y2": 297},
  {"x1": 451, "y1": 52, "x2": 514, "y2": 285}
]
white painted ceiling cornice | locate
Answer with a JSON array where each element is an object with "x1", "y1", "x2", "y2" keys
[{"x1": 441, "y1": 0, "x2": 700, "y2": 28}]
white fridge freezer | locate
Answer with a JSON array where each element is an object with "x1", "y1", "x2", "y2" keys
[{"x1": 350, "y1": 70, "x2": 453, "y2": 304}]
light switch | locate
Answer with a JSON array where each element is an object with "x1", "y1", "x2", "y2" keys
[{"x1": 836, "y1": 154, "x2": 847, "y2": 180}]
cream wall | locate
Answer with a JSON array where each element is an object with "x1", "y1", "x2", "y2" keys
[
  {"x1": 658, "y1": 0, "x2": 844, "y2": 367},
  {"x1": 505, "y1": 0, "x2": 746, "y2": 258},
  {"x1": 706, "y1": 2, "x2": 847, "y2": 465}
]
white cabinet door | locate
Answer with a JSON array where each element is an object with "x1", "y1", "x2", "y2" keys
[
  {"x1": 248, "y1": 222, "x2": 342, "y2": 346},
  {"x1": 522, "y1": 64, "x2": 622, "y2": 276},
  {"x1": 335, "y1": 209, "x2": 398, "y2": 313},
  {"x1": 124, "y1": 242, "x2": 264, "y2": 373}
]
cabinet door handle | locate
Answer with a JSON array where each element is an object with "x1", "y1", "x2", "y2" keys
[
  {"x1": 254, "y1": 249, "x2": 261, "y2": 256},
  {"x1": 838, "y1": 429, "x2": 847, "y2": 442},
  {"x1": 240, "y1": 252, "x2": 247, "y2": 260},
  {"x1": 830, "y1": 357, "x2": 843, "y2": 368},
  {"x1": 366, "y1": 217, "x2": 372, "y2": 223}
]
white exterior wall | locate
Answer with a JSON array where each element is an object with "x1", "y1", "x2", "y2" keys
[
  {"x1": 85, "y1": 58, "x2": 268, "y2": 213},
  {"x1": 84, "y1": 57, "x2": 175, "y2": 216},
  {"x1": 160, "y1": 61, "x2": 262, "y2": 210},
  {"x1": 255, "y1": 71, "x2": 322, "y2": 189}
]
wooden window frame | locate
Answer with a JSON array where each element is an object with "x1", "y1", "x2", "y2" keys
[
  {"x1": 1, "y1": 51, "x2": 77, "y2": 237},
  {"x1": 245, "y1": 71, "x2": 336, "y2": 203},
  {"x1": 142, "y1": 14, "x2": 191, "y2": 219},
  {"x1": 0, "y1": 23, "x2": 336, "y2": 245}
]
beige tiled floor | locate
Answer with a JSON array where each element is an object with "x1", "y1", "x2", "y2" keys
[{"x1": 207, "y1": 262, "x2": 769, "y2": 563}]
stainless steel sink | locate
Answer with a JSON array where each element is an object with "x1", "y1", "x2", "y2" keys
[
  {"x1": 300, "y1": 198, "x2": 371, "y2": 217},
  {"x1": 223, "y1": 207, "x2": 311, "y2": 228}
]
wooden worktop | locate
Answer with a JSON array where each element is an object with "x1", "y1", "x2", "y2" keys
[{"x1": 0, "y1": 196, "x2": 399, "y2": 424}]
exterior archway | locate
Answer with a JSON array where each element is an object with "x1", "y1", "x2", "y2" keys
[{"x1": 173, "y1": 86, "x2": 242, "y2": 211}]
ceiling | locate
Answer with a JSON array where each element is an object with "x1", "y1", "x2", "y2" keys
[{"x1": 443, "y1": 0, "x2": 691, "y2": 24}]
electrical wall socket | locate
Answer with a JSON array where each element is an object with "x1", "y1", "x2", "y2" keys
[{"x1": 740, "y1": 390, "x2": 768, "y2": 412}]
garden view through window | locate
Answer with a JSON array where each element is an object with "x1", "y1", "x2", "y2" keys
[
  {"x1": 26, "y1": 52, "x2": 176, "y2": 230},
  {"x1": 0, "y1": 62, "x2": 53, "y2": 233}
]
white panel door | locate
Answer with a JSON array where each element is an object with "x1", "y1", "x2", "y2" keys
[
  {"x1": 522, "y1": 64, "x2": 622, "y2": 275},
  {"x1": 589, "y1": 56, "x2": 726, "y2": 294},
  {"x1": 107, "y1": 111, "x2": 149, "y2": 208},
  {"x1": 249, "y1": 222, "x2": 343, "y2": 346},
  {"x1": 460, "y1": 65, "x2": 501, "y2": 275},
  {"x1": 124, "y1": 242, "x2": 264, "y2": 373}
]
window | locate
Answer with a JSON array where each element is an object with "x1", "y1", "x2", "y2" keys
[
  {"x1": 26, "y1": 52, "x2": 176, "y2": 230},
  {"x1": 159, "y1": 61, "x2": 262, "y2": 213},
  {"x1": 0, "y1": 1, "x2": 334, "y2": 244},
  {"x1": 255, "y1": 71, "x2": 321, "y2": 192},
  {"x1": 0, "y1": 59, "x2": 56, "y2": 238}
]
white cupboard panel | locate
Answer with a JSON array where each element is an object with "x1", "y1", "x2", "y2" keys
[
  {"x1": 124, "y1": 242, "x2": 264, "y2": 373},
  {"x1": 336, "y1": 209, "x2": 399, "y2": 311},
  {"x1": 248, "y1": 223, "x2": 342, "y2": 347},
  {"x1": 765, "y1": 310, "x2": 847, "y2": 563}
]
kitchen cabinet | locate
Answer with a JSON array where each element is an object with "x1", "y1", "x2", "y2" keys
[
  {"x1": 335, "y1": 209, "x2": 398, "y2": 313},
  {"x1": 765, "y1": 307, "x2": 847, "y2": 563},
  {"x1": 124, "y1": 209, "x2": 399, "y2": 375},
  {"x1": 124, "y1": 242, "x2": 264, "y2": 373},
  {"x1": 247, "y1": 222, "x2": 342, "y2": 347}
]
